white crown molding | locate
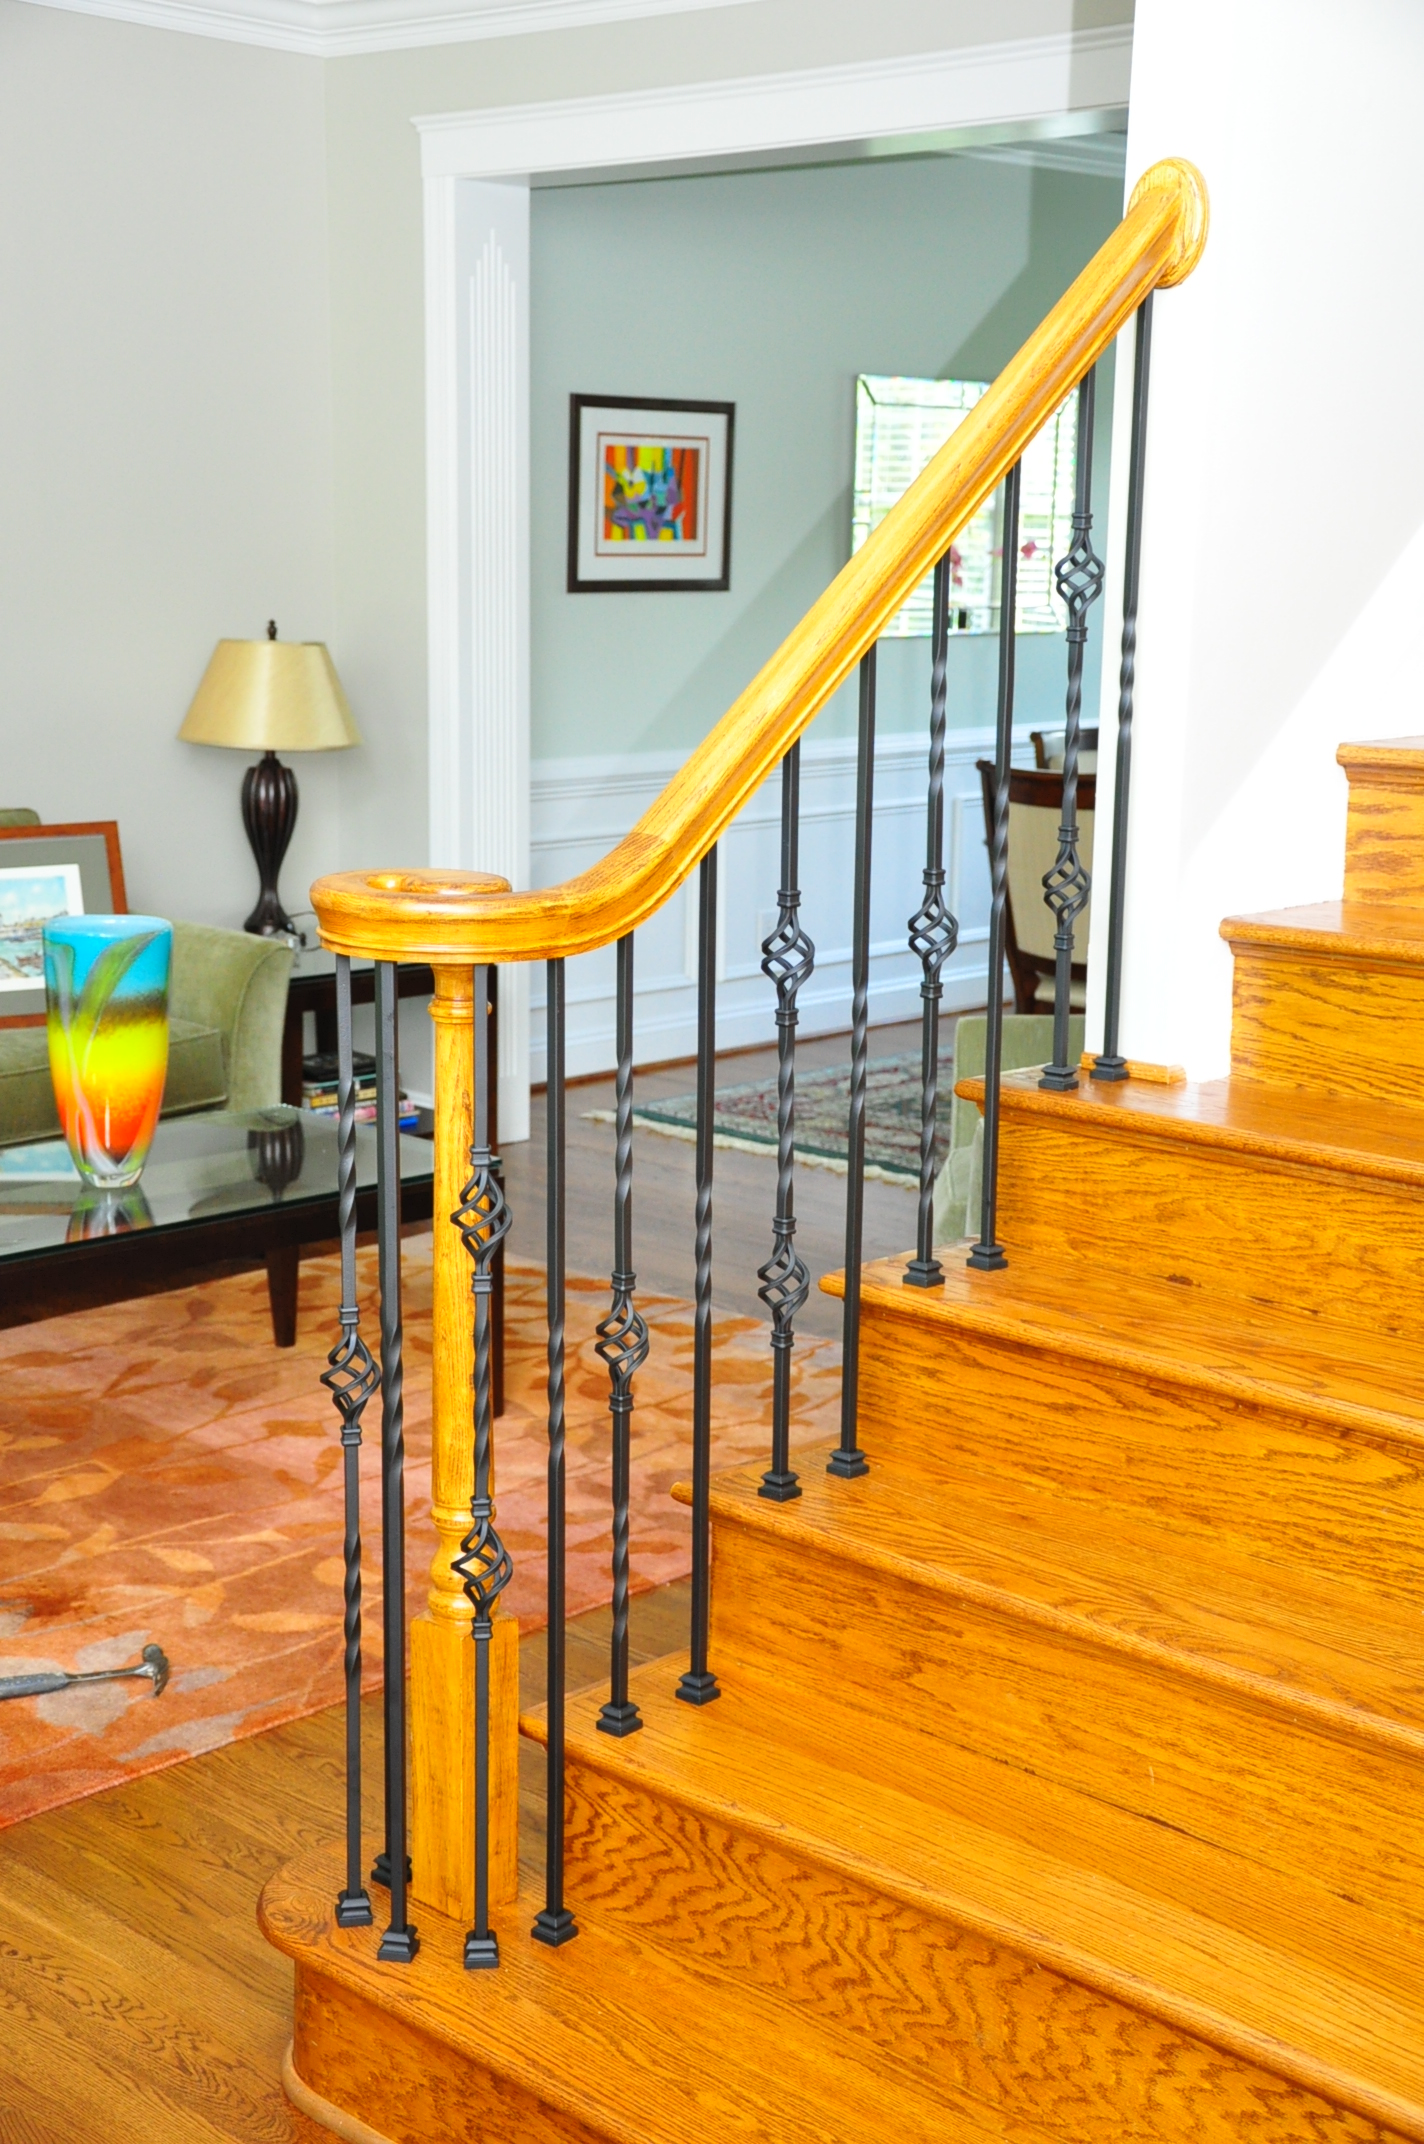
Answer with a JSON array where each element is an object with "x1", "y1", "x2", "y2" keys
[
  {"x1": 417, "y1": 27, "x2": 1134, "y2": 178},
  {"x1": 12, "y1": 0, "x2": 759, "y2": 59}
]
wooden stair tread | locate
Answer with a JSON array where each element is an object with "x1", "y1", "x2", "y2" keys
[
  {"x1": 536, "y1": 1670, "x2": 1424, "y2": 2139},
  {"x1": 958, "y1": 1067, "x2": 1424, "y2": 1181},
  {"x1": 696, "y1": 1455, "x2": 1424, "y2": 1749},
  {"x1": 1222, "y1": 897, "x2": 1424, "y2": 963},
  {"x1": 841, "y1": 1247, "x2": 1424, "y2": 1447},
  {"x1": 262, "y1": 1847, "x2": 1045, "y2": 2144}
]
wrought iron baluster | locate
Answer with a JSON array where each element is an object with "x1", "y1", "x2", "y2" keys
[
  {"x1": 969, "y1": 463, "x2": 1022, "y2": 1273},
  {"x1": 532, "y1": 958, "x2": 578, "y2": 1946},
  {"x1": 829, "y1": 648, "x2": 876, "y2": 1478},
  {"x1": 1094, "y1": 294, "x2": 1155, "y2": 1084},
  {"x1": 677, "y1": 850, "x2": 720, "y2": 1705},
  {"x1": 596, "y1": 934, "x2": 648, "y2": 1736},
  {"x1": 373, "y1": 962, "x2": 418, "y2": 1961},
  {"x1": 452, "y1": 964, "x2": 514, "y2": 1969},
  {"x1": 904, "y1": 558, "x2": 959, "y2": 1288},
  {"x1": 758, "y1": 743, "x2": 813, "y2": 1501},
  {"x1": 318, "y1": 954, "x2": 374, "y2": 1929},
  {"x1": 1041, "y1": 369, "x2": 1105, "y2": 1091}
]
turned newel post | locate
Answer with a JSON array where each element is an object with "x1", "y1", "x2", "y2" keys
[{"x1": 409, "y1": 963, "x2": 520, "y2": 1921}]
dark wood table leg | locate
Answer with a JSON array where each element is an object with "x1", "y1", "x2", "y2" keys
[{"x1": 265, "y1": 1243, "x2": 300, "y2": 1347}]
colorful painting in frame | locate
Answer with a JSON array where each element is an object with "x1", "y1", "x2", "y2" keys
[
  {"x1": 568, "y1": 395, "x2": 734, "y2": 592},
  {"x1": 0, "y1": 822, "x2": 128, "y2": 1029}
]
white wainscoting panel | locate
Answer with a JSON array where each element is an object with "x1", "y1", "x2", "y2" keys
[{"x1": 527, "y1": 726, "x2": 1035, "y2": 1081}]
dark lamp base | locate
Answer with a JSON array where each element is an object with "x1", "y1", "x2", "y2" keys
[{"x1": 241, "y1": 751, "x2": 299, "y2": 937}]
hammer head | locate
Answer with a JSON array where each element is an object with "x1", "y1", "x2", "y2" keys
[{"x1": 140, "y1": 1643, "x2": 171, "y2": 1697}]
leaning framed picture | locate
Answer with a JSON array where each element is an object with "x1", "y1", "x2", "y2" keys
[
  {"x1": 0, "y1": 822, "x2": 128, "y2": 1028},
  {"x1": 567, "y1": 395, "x2": 735, "y2": 593}
]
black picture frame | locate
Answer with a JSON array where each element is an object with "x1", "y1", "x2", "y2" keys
[{"x1": 567, "y1": 394, "x2": 735, "y2": 595}]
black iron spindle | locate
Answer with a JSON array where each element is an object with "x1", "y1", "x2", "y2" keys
[
  {"x1": 829, "y1": 649, "x2": 876, "y2": 1478},
  {"x1": 1041, "y1": 369, "x2": 1105, "y2": 1091},
  {"x1": 452, "y1": 963, "x2": 514, "y2": 1969},
  {"x1": 677, "y1": 850, "x2": 721, "y2": 1705},
  {"x1": 968, "y1": 463, "x2": 1022, "y2": 1273},
  {"x1": 1094, "y1": 293, "x2": 1154, "y2": 1084},
  {"x1": 532, "y1": 958, "x2": 578, "y2": 1946},
  {"x1": 318, "y1": 955, "x2": 375, "y2": 1929},
  {"x1": 595, "y1": 934, "x2": 649, "y2": 1736},
  {"x1": 758, "y1": 743, "x2": 813, "y2": 1501},
  {"x1": 904, "y1": 558, "x2": 959, "y2": 1288},
  {"x1": 372, "y1": 962, "x2": 418, "y2": 1961}
]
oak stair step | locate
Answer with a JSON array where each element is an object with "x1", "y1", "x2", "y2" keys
[
  {"x1": 531, "y1": 1666, "x2": 1424, "y2": 2144},
  {"x1": 966, "y1": 1069, "x2": 1424, "y2": 1343},
  {"x1": 1224, "y1": 899, "x2": 1424, "y2": 1108},
  {"x1": 262, "y1": 1847, "x2": 1026, "y2": 2144},
  {"x1": 688, "y1": 1454, "x2": 1424, "y2": 1930},
  {"x1": 840, "y1": 1249, "x2": 1424, "y2": 1612},
  {"x1": 1340, "y1": 736, "x2": 1424, "y2": 906}
]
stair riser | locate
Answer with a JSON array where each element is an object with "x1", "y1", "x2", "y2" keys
[
  {"x1": 1230, "y1": 944, "x2": 1424, "y2": 1107},
  {"x1": 561, "y1": 1753, "x2": 1394, "y2": 2144},
  {"x1": 994, "y1": 1110, "x2": 1424, "y2": 1344},
  {"x1": 709, "y1": 1513, "x2": 1424, "y2": 1934},
  {"x1": 854, "y1": 1301, "x2": 1424, "y2": 1611},
  {"x1": 1345, "y1": 773, "x2": 1424, "y2": 906}
]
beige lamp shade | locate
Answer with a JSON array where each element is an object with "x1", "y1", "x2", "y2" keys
[{"x1": 178, "y1": 636, "x2": 360, "y2": 753}]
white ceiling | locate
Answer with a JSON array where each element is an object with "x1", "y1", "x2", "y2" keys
[{"x1": 14, "y1": 0, "x2": 760, "y2": 58}]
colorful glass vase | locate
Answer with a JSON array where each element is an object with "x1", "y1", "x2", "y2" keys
[{"x1": 43, "y1": 916, "x2": 172, "y2": 1190}]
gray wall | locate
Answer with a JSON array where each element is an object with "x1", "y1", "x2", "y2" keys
[
  {"x1": 529, "y1": 155, "x2": 1121, "y2": 760},
  {"x1": 0, "y1": 0, "x2": 336, "y2": 930}
]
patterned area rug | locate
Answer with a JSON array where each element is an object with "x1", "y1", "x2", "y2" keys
[
  {"x1": 0, "y1": 1241, "x2": 841, "y2": 1826},
  {"x1": 603, "y1": 1051, "x2": 951, "y2": 1186}
]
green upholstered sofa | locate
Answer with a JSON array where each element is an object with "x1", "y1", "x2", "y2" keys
[{"x1": 0, "y1": 825, "x2": 293, "y2": 1147}]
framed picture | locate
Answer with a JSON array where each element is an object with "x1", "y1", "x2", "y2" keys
[
  {"x1": 0, "y1": 822, "x2": 127, "y2": 1028},
  {"x1": 567, "y1": 395, "x2": 735, "y2": 593}
]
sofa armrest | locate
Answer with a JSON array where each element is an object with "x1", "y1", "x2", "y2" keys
[{"x1": 169, "y1": 923, "x2": 293, "y2": 1113}]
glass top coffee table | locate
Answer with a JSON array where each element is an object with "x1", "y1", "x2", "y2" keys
[{"x1": 0, "y1": 1107, "x2": 433, "y2": 1346}]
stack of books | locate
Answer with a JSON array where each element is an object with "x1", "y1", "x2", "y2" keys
[{"x1": 301, "y1": 1052, "x2": 420, "y2": 1131}]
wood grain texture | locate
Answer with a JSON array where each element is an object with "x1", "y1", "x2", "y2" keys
[
  {"x1": 540, "y1": 1670, "x2": 1418, "y2": 2143},
  {"x1": 963, "y1": 1072, "x2": 1424, "y2": 1345},
  {"x1": 308, "y1": 162, "x2": 1208, "y2": 968},
  {"x1": 1224, "y1": 902, "x2": 1424, "y2": 1103},
  {"x1": 696, "y1": 1467, "x2": 1424, "y2": 1938},
  {"x1": 1339, "y1": 740, "x2": 1424, "y2": 905}
]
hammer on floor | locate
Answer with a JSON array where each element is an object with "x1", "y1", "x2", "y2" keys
[{"x1": 0, "y1": 1643, "x2": 170, "y2": 1702}]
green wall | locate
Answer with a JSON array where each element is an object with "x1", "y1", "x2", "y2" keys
[{"x1": 530, "y1": 152, "x2": 1122, "y2": 761}]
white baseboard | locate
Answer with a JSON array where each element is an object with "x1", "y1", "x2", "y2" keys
[{"x1": 528, "y1": 725, "x2": 1033, "y2": 1082}]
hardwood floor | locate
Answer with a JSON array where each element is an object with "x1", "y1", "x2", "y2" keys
[
  {"x1": 0, "y1": 1583, "x2": 690, "y2": 2144},
  {"x1": 501, "y1": 1020, "x2": 923, "y2": 1339}
]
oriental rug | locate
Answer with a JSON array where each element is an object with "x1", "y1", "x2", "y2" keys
[{"x1": 0, "y1": 1240, "x2": 841, "y2": 1826}]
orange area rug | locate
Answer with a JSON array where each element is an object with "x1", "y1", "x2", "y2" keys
[{"x1": 0, "y1": 1239, "x2": 841, "y2": 1826}]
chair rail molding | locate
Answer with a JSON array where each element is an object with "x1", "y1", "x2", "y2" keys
[{"x1": 420, "y1": 28, "x2": 1132, "y2": 1133}]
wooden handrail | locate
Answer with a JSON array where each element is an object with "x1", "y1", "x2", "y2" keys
[{"x1": 313, "y1": 158, "x2": 1207, "y2": 965}]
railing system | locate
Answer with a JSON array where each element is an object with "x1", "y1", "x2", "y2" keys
[{"x1": 311, "y1": 158, "x2": 1207, "y2": 1970}]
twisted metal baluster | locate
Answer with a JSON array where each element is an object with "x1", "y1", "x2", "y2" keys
[
  {"x1": 677, "y1": 850, "x2": 720, "y2": 1705},
  {"x1": 829, "y1": 650, "x2": 876, "y2": 1479},
  {"x1": 532, "y1": 958, "x2": 578, "y2": 1946},
  {"x1": 758, "y1": 744, "x2": 813, "y2": 1501},
  {"x1": 373, "y1": 962, "x2": 418, "y2": 1962},
  {"x1": 1094, "y1": 294, "x2": 1155, "y2": 1084},
  {"x1": 319, "y1": 954, "x2": 375, "y2": 1929},
  {"x1": 596, "y1": 935, "x2": 649, "y2": 1736},
  {"x1": 904, "y1": 558, "x2": 959, "y2": 1288},
  {"x1": 451, "y1": 963, "x2": 514, "y2": 1969},
  {"x1": 969, "y1": 463, "x2": 1022, "y2": 1273},
  {"x1": 1041, "y1": 368, "x2": 1105, "y2": 1091}
]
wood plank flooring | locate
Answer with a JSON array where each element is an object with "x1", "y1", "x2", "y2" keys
[{"x1": 0, "y1": 1583, "x2": 690, "y2": 2143}]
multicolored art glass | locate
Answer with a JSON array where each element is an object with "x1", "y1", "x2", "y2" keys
[
  {"x1": 44, "y1": 915, "x2": 172, "y2": 1189},
  {"x1": 601, "y1": 438, "x2": 703, "y2": 545}
]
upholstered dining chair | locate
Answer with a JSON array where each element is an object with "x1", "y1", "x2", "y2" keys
[{"x1": 975, "y1": 760, "x2": 1095, "y2": 1016}]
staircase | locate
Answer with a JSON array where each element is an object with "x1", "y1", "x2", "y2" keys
[{"x1": 263, "y1": 734, "x2": 1424, "y2": 2140}]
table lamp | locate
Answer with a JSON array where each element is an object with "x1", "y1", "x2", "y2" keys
[{"x1": 178, "y1": 621, "x2": 360, "y2": 937}]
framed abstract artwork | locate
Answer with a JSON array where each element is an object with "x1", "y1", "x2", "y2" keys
[
  {"x1": 567, "y1": 395, "x2": 735, "y2": 593},
  {"x1": 0, "y1": 821, "x2": 128, "y2": 1028}
]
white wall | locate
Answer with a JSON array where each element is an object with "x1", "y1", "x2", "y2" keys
[
  {"x1": 1090, "y1": 0, "x2": 1424, "y2": 1077},
  {"x1": 0, "y1": 1, "x2": 337, "y2": 930}
]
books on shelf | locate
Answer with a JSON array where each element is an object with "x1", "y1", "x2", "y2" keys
[{"x1": 301, "y1": 1049, "x2": 419, "y2": 1130}]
